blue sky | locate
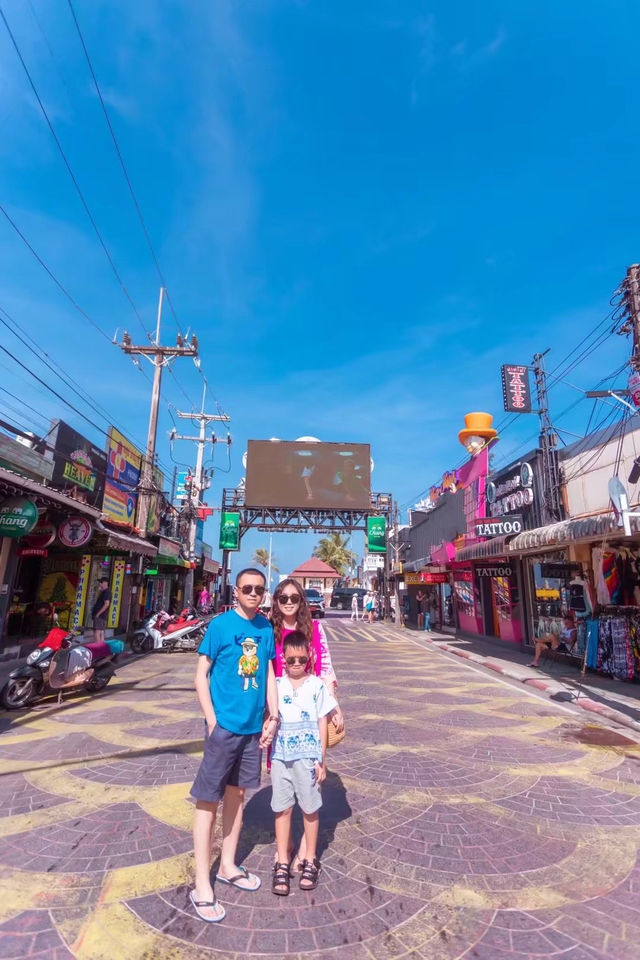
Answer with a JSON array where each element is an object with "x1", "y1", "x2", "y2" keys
[{"x1": 1, "y1": 0, "x2": 639, "y2": 580}]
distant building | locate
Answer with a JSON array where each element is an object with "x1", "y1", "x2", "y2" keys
[{"x1": 288, "y1": 558, "x2": 340, "y2": 599}]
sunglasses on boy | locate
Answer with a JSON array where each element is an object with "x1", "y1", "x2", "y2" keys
[
  {"x1": 239, "y1": 584, "x2": 265, "y2": 596},
  {"x1": 285, "y1": 655, "x2": 309, "y2": 665},
  {"x1": 278, "y1": 593, "x2": 300, "y2": 605}
]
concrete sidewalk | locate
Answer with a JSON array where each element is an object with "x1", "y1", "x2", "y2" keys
[{"x1": 416, "y1": 625, "x2": 640, "y2": 734}]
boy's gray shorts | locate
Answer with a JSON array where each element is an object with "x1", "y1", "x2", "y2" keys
[{"x1": 270, "y1": 758, "x2": 322, "y2": 814}]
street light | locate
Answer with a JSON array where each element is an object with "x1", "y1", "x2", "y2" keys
[{"x1": 457, "y1": 412, "x2": 498, "y2": 456}]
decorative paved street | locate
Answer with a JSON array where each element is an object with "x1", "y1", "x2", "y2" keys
[{"x1": 1, "y1": 619, "x2": 640, "y2": 959}]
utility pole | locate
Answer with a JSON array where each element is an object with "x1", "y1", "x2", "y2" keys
[
  {"x1": 533, "y1": 351, "x2": 564, "y2": 524},
  {"x1": 173, "y1": 382, "x2": 231, "y2": 604},
  {"x1": 119, "y1": 288, "x2": 198, "y2": 537},
  {"x1": 624, "y1": 264, "x2": 640, "y2": 370}
]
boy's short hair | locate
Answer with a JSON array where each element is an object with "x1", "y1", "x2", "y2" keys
[
  {"x1": 235, "y1": 567, "x2": 266, "y2": 585},
  {"x1": 282, "y1": 630, "x2": 310, "y2": 655}
]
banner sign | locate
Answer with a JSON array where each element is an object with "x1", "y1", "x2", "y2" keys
[
  {"x1": 49, "y1": 421, "x2": 107, "y2": 507},
  {"x1": 540, "y1": 562, "x2": 580, "y2": 579},
  {"x1": 108, "y1": 559, "x2": 126, "y2": 630},
  {"x1": 475, "y1": 564, "x2": 514, "y2": 578},
  {"x1": 219, "y1": 512, "x2": 240, "y2": 551},
  {"x1": 146, "y1": 465, "x2": 164, "y2": 535},
  {"x1": 486, "y1": 461, "x2": 534, "y2": 517},
  {"x1": 501, "y1": 365, "x2": 532, "y2": 414},
  {"x1": 405, "y1": 571, "x2": 449, "y2": 584},
  {"x1": 175, "y1": 471, "x2": 190, "y2": 501},
  {"x1": 23, "y1": 516, "x2": 57, "y2": 550},
  {"x1": 428, "y1": 470, "x2": 459, "y2": 506},
  {"x1": 475, "y1": 515, "x2": 523, "y2": 538},
  {"x1": 366, "y1": 516, "x2": 387, "y2": 554},
  {"x1": 58, "y1": 516, "x2": 93, "y2": 548},
  {"x1": 72, "y1": 554, "x2": 92, "y2": 627},
  {"x1": 0, "y1": 497, "x2": 38, "y2": 538},
  {"x1": 103, "y1": 427, "x2": 142, "y2": 527}
]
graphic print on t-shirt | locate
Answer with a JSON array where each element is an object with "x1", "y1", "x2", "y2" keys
[{"x1": 237, "y1": 637, "x2": 260, "y2": 691}]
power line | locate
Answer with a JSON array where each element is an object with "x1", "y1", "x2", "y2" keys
[
  {"x1": 65, "y1": 0, "x2": 184, "y2": 338},
  {"x1": 0, "y1": 4, "x2": 151, "y2": 341}
]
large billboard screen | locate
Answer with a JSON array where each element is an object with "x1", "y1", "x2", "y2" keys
[{"x1": 245, "y1": 440, "x2": 371, "y2": 509}]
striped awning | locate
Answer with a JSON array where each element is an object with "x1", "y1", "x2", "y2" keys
[
  {"x1": 455, "y1": 534, "x2": 513, "y2": 562},
  {"x1": 507, "y1": 512, "x2": 640, "y2": 553}
]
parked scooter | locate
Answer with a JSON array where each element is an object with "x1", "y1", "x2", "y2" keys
[
  {"x1": 1, "y1": 627, "x2": 122, "y2": 710},
  {"x1": 130, "y1": 606, "x2": 208, "y2": 653}
]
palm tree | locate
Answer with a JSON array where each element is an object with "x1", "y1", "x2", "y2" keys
[
  {"x1": 313, "y1": 533, "x2": 356, "y2": 576},
  {"x1": 252, "y1": 547, "x2": 279, "y2": 574}
]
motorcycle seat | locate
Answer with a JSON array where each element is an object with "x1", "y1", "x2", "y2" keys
[{"x1": 82, "y1": 641, "x2": 112, "y2": 660}]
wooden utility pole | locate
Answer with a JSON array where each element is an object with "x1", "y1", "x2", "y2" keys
[
  {"x1": 625, "y1": 264, "x2": 640, "y2": 369},
  {"x1": 173, "y1": 382, "x2": 230, "y2": 604},
  {"x1": 118, "y1": 287, "x2": 198, "y2": 539}
]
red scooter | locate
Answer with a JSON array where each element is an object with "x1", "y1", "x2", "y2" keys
[{"x1": 131, "y1": 606, "x2": 208, "y2": 653}]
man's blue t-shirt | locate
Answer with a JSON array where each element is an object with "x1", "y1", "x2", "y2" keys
[{"x1": 198, "y1": 610, "x2": 275, "y2": 735}]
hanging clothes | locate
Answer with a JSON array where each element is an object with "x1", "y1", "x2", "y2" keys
[{"x1": 602, "y1": 552, "x2": 622, "y2": 605}]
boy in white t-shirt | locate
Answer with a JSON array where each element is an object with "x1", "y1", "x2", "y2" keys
[{"x1": 270, "y1": 630, "x2": 337, "y2": 896}]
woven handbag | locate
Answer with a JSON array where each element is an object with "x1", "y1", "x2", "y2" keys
[{"x1": 327, "y1": 717, "x2": 346, "y2": 748}]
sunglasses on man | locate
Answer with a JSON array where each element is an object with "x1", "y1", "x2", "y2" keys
[{"x1": 239, "y1": 584, "x2": 265, "y2": 596}]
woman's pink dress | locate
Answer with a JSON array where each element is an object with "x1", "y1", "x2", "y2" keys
[{"x1": 274, "y1": 619, "x2": 337, "y2": 684}]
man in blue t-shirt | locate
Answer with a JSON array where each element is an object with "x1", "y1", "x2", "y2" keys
[{"x1": 189, "y1": 568, "x2": 278, "y2": 924}]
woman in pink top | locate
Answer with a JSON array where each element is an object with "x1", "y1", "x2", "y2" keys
[{"x1": 270, "y1": 577, "x2": 344, "y2": 868}]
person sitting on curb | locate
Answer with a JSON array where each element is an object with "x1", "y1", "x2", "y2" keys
[{"x1": 529, "y1": 616, "x2": 577, "y2": 668}]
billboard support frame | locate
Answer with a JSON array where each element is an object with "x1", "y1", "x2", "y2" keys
[{"x1": 218, "y1": 487, "x2": 394, "y2": 613}]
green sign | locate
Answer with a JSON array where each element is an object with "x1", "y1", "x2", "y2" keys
[
  {"x1": 366, "y1": 515, "x2": 387, "y2": 554},
  {"x1": 0, "y1": 497, "x2": 39, "y2": 538},
  {"x1": 219, "y1": 511, "x2": 240, "y2": 551}
]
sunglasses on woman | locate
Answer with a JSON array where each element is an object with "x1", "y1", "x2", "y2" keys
[
  {"x1": 277, "y1": 593, "x2": 300, "y2": 605},
  {"x1": 239, "y1": 584, "x2": 265, "y2": 596},
  {"x1": 285, "y1": 655, "x2": 309, "y2": 665}
]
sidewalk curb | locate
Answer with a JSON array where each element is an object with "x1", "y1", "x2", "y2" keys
[{"x1": 430, "y1": 639, "x2": 640, "y2": 737}]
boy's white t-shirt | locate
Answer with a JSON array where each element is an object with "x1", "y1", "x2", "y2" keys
[{"x1": 272, "y1": 674, "x2": 337, "y2": 763}]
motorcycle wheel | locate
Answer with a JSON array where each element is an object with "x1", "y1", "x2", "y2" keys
[
  {"x1": 131, "y1": 634, "x2": 150, "y2": 654},
  {"x1": 2, "y1": 676, "x2": 37, "y2": 710},
  {"x1": 85, "y1": 673, "x2": 112, "y2": 693}
]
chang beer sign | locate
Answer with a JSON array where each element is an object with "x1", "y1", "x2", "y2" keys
[
  {"x1": 219, "y1": 511, "x2": 241, "y2": 551},
  {"x1": 0, "y1": 497, "x2": 39, "y2": 538},
  {"x1": 366, "y1": 515, "x2": 387, "y2": 554}
]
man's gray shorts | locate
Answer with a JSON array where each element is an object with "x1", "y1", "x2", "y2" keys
[
  {"x1": 190, "y1": 724, "x2": 261, "y2": 803},
  {"x1": 270, "y1": 758, "x2": 322, "y2": 814}
]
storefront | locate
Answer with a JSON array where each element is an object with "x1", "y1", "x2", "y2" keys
[
  {"x1": 0, "y1": 467, "x2": 102, "y2": 649},
  {"x1": 404, "y1": 571, "x2": 449, "y2": 627},
  {"x1": 452, "y1": 452, "x2": 545, "y2": 645}
]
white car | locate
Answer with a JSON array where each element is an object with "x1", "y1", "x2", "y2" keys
[{"x1": 304, "y1": 588, "x2": 325, "y2": 618}]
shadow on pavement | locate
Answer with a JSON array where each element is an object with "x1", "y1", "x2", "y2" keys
[{"x1": 237, "y1": 771, "x2": 352, "y2": 864}]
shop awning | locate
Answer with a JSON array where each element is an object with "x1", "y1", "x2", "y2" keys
[
  {"x1": 104, "y1": 527, "x2": 157, "y2": 557},
  {"x1": 402, "y1": 557, "x2": 431, "y2": 572},
  {"x1": 456, "y1": 534, "x2": 513, "y2": 562},
  {"x1": 0, "y1": 466, "x2": 102, "y2": 518},
  {"x1": 507, "y1": 512, "x2": 640, "y2": 553},
  {"x1": 157, "y1": 554, "x2": 190, "y2": 568}
]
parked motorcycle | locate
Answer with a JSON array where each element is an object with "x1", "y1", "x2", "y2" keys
[
  {"x1": 1, "y1": 627, "x2": 123, "y2": 710},
  {"x1": 130, "y1": 606, "x2": 208, "y2": 653}
]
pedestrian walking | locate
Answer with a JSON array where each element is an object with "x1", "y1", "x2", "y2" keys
[
  {"x1": 367, "y1": 592, "x2": 376, "y2": 624},
  {"x1": 270, "y1": 578, "x2": 344, "y2": 869},
  {"x1": 424, "y1": 594, "x2": 431, "y2": 631},
  {"x1": 91, "y1": 578, "x2": 111, "y2": 644},
  {"x1": 361, "y1": 591, "x2": 370, "y2": 621},
  {"x1": 271, "y1": 630, "x2": 336, "y2": 896},
  {"x1": 350, "y1": 592, "x2": 359, "y2": 620},
  {"x1": 415, "y1": 588, "x2": 426, "y2": 630},
  {"x1": 189, "y1": 568, "x2": 278, "y2": 923}
]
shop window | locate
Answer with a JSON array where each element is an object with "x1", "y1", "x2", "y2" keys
[
  {"x1": 493, "y1": 576, "x2": 520, "y2": 623},
  {"x1": 529, "y1": 559, "x2": 570, "y2": 641},
  {"x1": 308, "y1": 579, "x2": 322, "y2": 589}
]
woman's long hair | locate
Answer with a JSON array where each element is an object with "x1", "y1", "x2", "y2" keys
[{"x1": 271, "y1": 577, "x2": 313, "y2": 647}]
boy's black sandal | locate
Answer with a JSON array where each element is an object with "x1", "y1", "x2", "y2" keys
[
  {"x1": 299, "y1": 858, "x2": 321, "y2": 891},
  {"x1": 272, "y1": 862, "x2": 291, "y2": 896}
]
